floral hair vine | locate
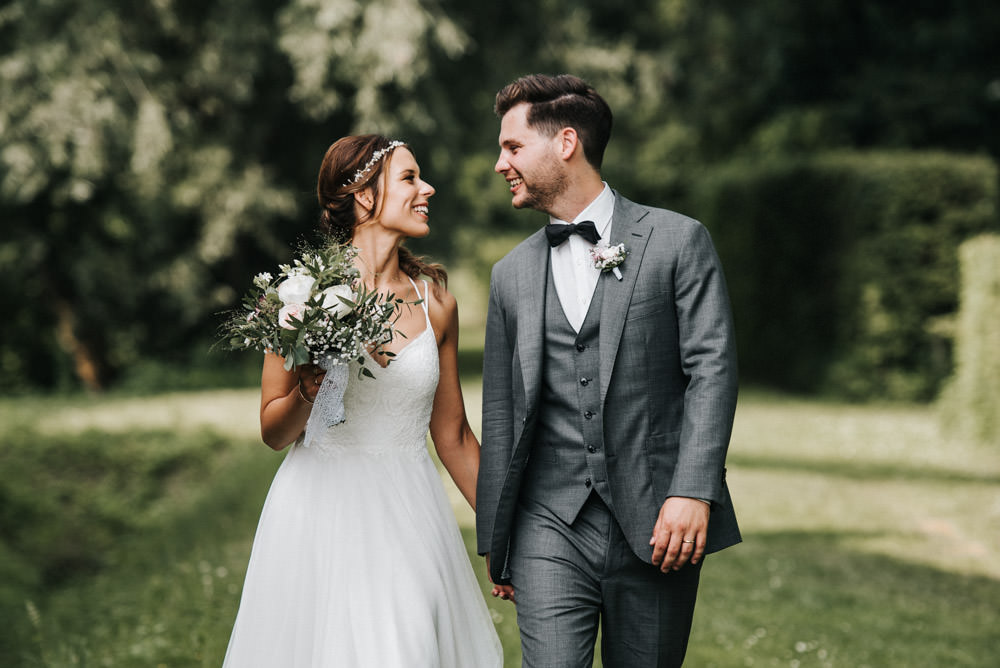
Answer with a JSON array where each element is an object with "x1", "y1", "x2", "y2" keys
[{"x1": 343, "y1": 140, "x2": 406, "y2": 187}]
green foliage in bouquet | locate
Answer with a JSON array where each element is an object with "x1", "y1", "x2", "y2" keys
[{"x1": 221, "y1": 240, "x2": 414, "y2": 377}]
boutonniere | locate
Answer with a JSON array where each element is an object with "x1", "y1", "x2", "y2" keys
[{"x1": 590, "y1": 243, "x2": 628, "y2": 280}]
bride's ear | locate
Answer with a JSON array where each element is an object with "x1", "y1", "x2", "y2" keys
[{"x1": 354, "y1": 187, "x2": 375, "y2": 212}]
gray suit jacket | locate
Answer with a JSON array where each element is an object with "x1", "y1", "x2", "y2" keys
[{"x1": 477, "y1": 193, "x2": 740, "y2": 584}]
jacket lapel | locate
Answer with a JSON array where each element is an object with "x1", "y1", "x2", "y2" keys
[{"x1": 599, "y1": 195, "x2": 651, "y2": 405}]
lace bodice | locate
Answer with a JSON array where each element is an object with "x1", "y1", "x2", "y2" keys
[{"x1": 309, "y1": 280, "x2": 439, "y2": 458}]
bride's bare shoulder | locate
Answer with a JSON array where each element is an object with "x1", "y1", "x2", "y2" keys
[{"x1": 425, "y1": 281, "x2": 459, "y2": 338}]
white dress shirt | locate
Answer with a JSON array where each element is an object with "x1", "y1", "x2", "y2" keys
[{"x1": 549, "y1": 183, "x2": 615, "y2": 332}]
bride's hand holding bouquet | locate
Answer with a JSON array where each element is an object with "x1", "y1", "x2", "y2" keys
[{"x1": 220, "y1": 238, "x2": 413, "y2": 434}]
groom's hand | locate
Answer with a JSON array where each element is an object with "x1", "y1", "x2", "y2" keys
[
  {"x1": 485, "y1": 554, "x2": 516, "y2": 603},
  {"x1": 491, "y1": 583, "x2": 516, "y2": 603},
  {"x1": 649, "y1": 496, "x2": 709, "y2": 572}
]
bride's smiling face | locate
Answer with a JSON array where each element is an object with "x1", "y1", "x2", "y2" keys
[{"x1": 373, "y1": 148, "x2": 435, "y2": 238}]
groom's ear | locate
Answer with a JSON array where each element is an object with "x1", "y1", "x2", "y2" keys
[{"x1": 556, "y1": 127, "x2": 580, "y2": 162}]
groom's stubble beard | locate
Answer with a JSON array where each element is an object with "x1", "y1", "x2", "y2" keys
[{"x1": 513, "y1": 150, "x2": 568, "y2": 217}]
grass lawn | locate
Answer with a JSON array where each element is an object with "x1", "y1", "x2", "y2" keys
[{"x1": 1, "y1": 386, "x2": 997, "y2": 666}]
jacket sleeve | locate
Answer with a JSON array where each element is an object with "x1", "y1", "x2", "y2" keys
[
  {"x1": 476, "y1": 263, "x2": 515, "y2": 556},
  {"x1": 667, "y1": 222, "x2": 739, "y2": 505}
]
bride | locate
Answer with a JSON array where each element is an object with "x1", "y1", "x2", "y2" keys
[{"x1": 223, "y1": 135, "x2": 503, "y2": 667}]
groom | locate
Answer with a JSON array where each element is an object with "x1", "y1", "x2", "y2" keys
[{"x1": 476, "y1": 74, "x2": 741, "y2": 667}]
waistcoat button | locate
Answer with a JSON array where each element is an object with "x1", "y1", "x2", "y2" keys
[
  {"x1": 575, "y1": 344, "x2": 586, "y2": 352},
  {"x1": 584, "y1": 411, "x2": 594, "y2": 419},
  {"x1": 580, "y1": 377, "x2": 589, "y2": 386},
  {"x1": 587, "y1": 444, "x2": 597, "y2": 453}
]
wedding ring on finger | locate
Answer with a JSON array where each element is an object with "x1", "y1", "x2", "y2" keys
[{"x1": 682, "y1": 539, "x2": 696, "y2": 544}]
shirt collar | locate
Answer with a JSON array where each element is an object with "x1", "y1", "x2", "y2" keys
[{"x1": 548, "y1": 182, "x2": 615, "y2": 239}]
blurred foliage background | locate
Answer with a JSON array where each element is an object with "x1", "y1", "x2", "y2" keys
[
  {"x1": 1, "y1": 0, "x2": 999, "y2": 401},
  {"x1": 2, "y1": 2, "x2": 999, "y2": 664}
]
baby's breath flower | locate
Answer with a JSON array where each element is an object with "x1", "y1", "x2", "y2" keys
[{"x1": 220, "y1": 240, "x2": 412, "y2": 375}]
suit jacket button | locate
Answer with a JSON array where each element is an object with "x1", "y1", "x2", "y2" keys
[
  {"x1": 584, "y1": 477, "x2": 592, "y2": 488},
  {"x1": 580, "y1": 377, "x2": 589, "y2": 386},
  {"x1": 584, "y1": 411, "x2": 594, "y2": 419},
  {"x1": 587, "y1": 445, "x2": 597, "y2": 453},
  {"x1": 576, "y1": 344, "x2": 586, "y2": 352}
]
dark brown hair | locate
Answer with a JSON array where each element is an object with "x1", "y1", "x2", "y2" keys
[
  {"x1": 316, "y1": 135, "x2": 447, "y2": 286},
  {"x1": 495, "y1": 74, "x2": 613, "y2": 169}
]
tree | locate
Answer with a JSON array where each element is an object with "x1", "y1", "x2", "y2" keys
[
  {"x1": 3, "y1": 0, "x2": 998, "y2": 391},
  {"x1": 0, "y1": 0, "x2": 467, "y2": 391}
]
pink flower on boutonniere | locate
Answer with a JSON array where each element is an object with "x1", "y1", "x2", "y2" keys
[{"x1": 590, "y1": 243, "x2": 628, "y2": 280}]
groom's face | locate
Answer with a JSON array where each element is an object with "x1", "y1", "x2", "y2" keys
[{"x1": 495, "y1": 103, "x2": 567, "y2": 215}]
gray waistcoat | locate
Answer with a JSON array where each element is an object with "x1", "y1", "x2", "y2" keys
[{"x1": 520, "y1": 264, "x2": 612, "y2": 525}]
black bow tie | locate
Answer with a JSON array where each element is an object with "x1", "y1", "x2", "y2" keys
[{"x1": 545, "y1": 220, "x2": 601, "y2": 247}]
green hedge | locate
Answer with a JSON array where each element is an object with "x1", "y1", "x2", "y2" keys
[
  {"x1": 692, "y1": 151, "x2": 999, "y2": 400},
  {"x1": 940, "y1": 235, "x2": 1000, "y2": 443}
]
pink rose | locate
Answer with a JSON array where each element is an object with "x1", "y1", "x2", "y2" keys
[{"x1": 278, "y1": 303, "x2": 308, "y2": 329}]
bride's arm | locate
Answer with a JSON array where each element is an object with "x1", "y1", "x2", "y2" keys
[
  {"x1": 259, "y1": 353, "x2": 323, "y2": 451},
  {"x1": 427, "y1": 286, "x2": 480, "y2": 510}
]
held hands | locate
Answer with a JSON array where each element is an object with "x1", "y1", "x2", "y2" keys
[
  {"x1": 491, "y1": 583, "x2": 516, "y2": 603},
  {"x1": 296, "y1": 364, "x2": 326, "y2": 404},
  {"x1": 485, "y1": 554, "x2": 516, "y2": 603},
  {"x1": 649, "y1": 496, "x2": 710, "y2": 572}
]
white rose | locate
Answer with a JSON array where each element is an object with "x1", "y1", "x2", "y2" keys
[
  {"x1": 321, "y1": 284, "x2": 356, "y2": 319},
  {"x1": 277, "y1": 274, "x2": 316, "y2": 305},
  {"x1": 278, "y1": 303, "x2": 308, "y2": 329}
]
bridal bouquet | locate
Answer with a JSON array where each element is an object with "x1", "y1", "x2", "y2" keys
[
  {"x1": 222, "y1": 240, "x2": 405, "y2": 374},
  {"x1": 220, "y1": 239, "x2": 409, "y2": 437}
]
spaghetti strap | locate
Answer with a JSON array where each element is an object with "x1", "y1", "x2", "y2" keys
[{"x1": 405, "y1": 276, "x2": 431, "y2": 326}]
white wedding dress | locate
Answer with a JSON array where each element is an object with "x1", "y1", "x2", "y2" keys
[{"x1": 223, "y1": 280, "x2": 503, "y2": 667}]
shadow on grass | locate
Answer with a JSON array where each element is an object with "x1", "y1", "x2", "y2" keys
[
  {"x1": 691, "y1": 530, "x2": 1000, "y2": 667},
  {"x1": 729, "y1": 453, "x2": 1000, "y2": 485}
]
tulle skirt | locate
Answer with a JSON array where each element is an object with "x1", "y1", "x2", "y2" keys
[{"x1": 223, "y1": 443, "x2": 503, "y2": 667}]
